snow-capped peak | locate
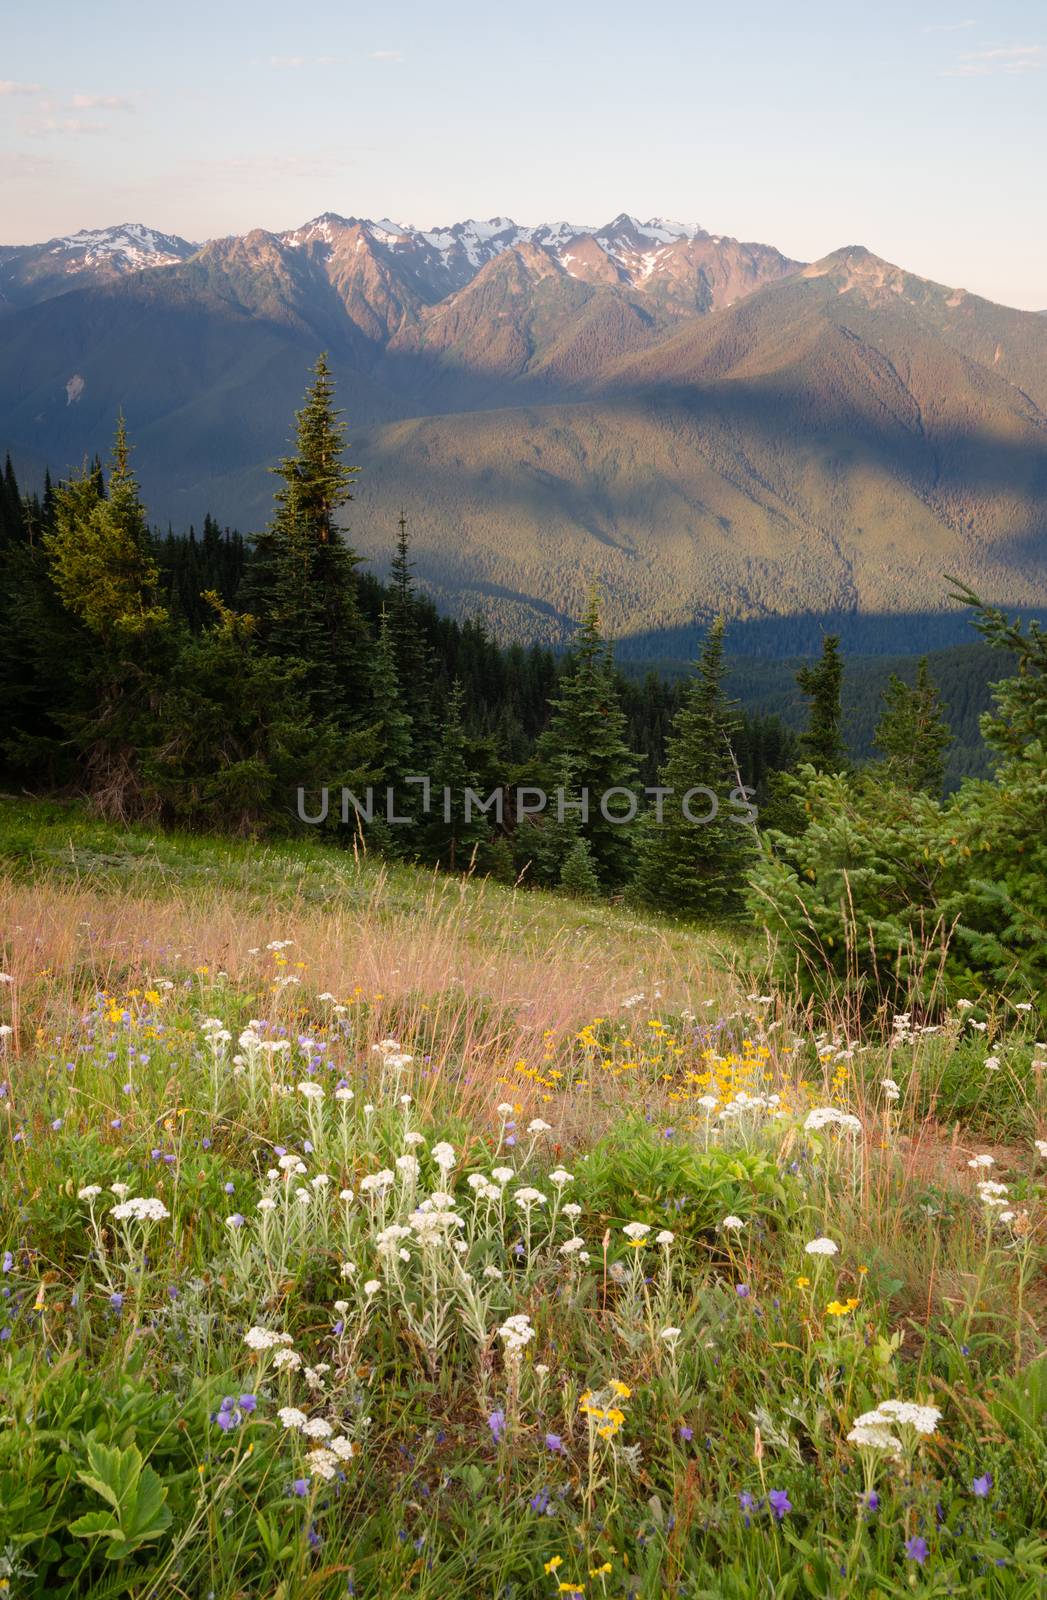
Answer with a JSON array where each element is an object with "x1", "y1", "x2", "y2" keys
[
  {"x1": 49, "y1": 223, "x2": 194, "y2": 268},
  {"x1": 596, "y1": 215, "x2": 704, "y2": 247},
  {"x1": 281, "y1": 213, "x2": 354, "y2": 249}
]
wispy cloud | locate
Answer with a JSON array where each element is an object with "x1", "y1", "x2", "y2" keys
[
  {"x1": 71, "y1": 93, "x2": 135, "y2": 111},
  {"x1": 371, "y1": 50, "x2": 404, "y2": 62},
  {"x1": 0, "y1": 79, "x2": 43, "y2": 95},
  {"x1": 942, "y1": 42, "x2": 1045, "y2": 75},
  {"x1": 922, "y1": 19, "x2": 975, "y2": 32}
]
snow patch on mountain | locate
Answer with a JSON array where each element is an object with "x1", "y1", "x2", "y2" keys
[{"x1": 49, "y1": 223, "x2": 193, "y2": 268}]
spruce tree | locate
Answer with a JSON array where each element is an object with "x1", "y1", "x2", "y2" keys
[
  {"x1": 42, "y1": 420, "x2": 176, "y2": 815},
  {"x1": 633, "y1": 617, "x2": 756, "y2": 918},
  {"x1": 149, "y1": 595, "x2": 374, "y2": 835},
  {"x1": 796, "y1": 634, "x2": 847, "y2": 771},
  {"x1": 371, "y1": 607, "x2": 414, "y2": 792},
  {"x1": 423, "y1": 680, "x2": 488, "y2": 871},
  {"x1": 534, "y1": 590, "x2": 639, "y2": 886},
  {"x1": 386, "y1": 510, "x2": 436, "y2": 759},
  {"x1": 874, "y1": 657, "x2": 952, "y2": 796},
  {"x1": 559, "y1": 834, "x2": 601, "y2": 899},
  {"x1": 0, "y1": 457, "x2": 88, "y2": 783},
  {"x1": 245, "y1": 355, "x2": 373, "y2": 727}
]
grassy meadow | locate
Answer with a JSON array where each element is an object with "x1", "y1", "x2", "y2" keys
[{"x1": 1, "y1": 797, "x2": 1046, "y2": 1598}]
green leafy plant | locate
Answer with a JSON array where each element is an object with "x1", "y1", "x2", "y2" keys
[{"x1": 69, "y1": 1439, "x2": 172, "y2": 1561}]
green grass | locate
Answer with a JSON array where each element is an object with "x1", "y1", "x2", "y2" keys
[{"x1": 1, "y1": 798, "x2": 1046, "y2": 1598}]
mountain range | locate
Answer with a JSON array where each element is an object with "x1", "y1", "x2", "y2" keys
[{"x1": 2, "y1": 211, "x2": 1046, "y2": 652}]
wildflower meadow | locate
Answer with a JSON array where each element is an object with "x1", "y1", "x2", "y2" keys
[{"x1": 1, "y1": 800, "x2": 1046, "y2": 1598}]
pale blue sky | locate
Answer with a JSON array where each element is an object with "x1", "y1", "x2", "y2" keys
[{"x1": 3, "y1": 0, "x2": 1046, "y2": 307}]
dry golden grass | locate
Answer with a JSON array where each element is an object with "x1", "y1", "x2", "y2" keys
[{"x1": 0, "y1": 870, "x2": 734, "y2": 1112}]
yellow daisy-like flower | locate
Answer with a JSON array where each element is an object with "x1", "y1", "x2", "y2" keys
[
  {"x1": 796, "y1": 1275, "x2": 811, "y2": 1289},
  {"x1": 543, "y1": 1556, "x2": 562, "y2": 1574},
  {"x1": 589, "y1": 1561, "x2": 613, "y2": 1576},
  {"x1": 826, "y1": 1298, "x2": 859, "y2": 1316},
  {"x1": 609, "y1": 1380, "x2": 631, "y2": 1399}
]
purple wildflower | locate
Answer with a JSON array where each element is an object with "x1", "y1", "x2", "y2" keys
[
  {"x1": 972, "y1": 1474, "x2": 993, "y2": 1499},
  {"x1": 905, "y1": 1536, "x2": 929, "y2": 1564},
  {"x1": 736, "y1": 1283, "x2": 750, "y2": 1298},
  {"x1": 487, "y1": 1409, "x2": 506, "y2": 1444},
  {"x1": 768, "y1": 1489, "x2": 791, "y2": 1521}
]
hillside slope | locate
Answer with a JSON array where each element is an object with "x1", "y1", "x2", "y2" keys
[{"x1": 1, "y1": 217, "x2": 1045, "y2": 644}]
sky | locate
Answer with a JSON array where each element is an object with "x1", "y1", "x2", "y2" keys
[{"x1": 3, "y1": 0, "x2": 1046, "y2": 309}]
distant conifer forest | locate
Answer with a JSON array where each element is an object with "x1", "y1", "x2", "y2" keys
[{"x1": 3, "y1": 357, "x2": 1043, "y2": 1002}]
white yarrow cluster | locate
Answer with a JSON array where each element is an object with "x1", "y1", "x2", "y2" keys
[
  {"x1": 853, "y1": 1399, "x2": 941, "y2": 1438},
  {"x1": 110, "y1": 1196, "x2": 170, "y2": 1223},
  {"x1": 244, "y1": 1326, "x2": 294, "y2": 1352},
  {"x1": 497, "y1": 1312, "x2": 535, "y2": 1357},
  {"x1": 804, "y1": 1107, "x2": 862, "y2": 1134}
]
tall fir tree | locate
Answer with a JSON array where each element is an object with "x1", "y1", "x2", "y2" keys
[
  {"x1": 371, "y1": 607, "x2": 414, "y2": 791},
  {"x1": 632, "y1": 617, "x2": 756, "y2": 917},
  {"x1": 0, "y1": 456, "x2": 88, "y2": 783},
  {"x1": 874, "y1": 657, "x2": 952, "y2": 796},
  {"x1": 534, "y1": 590, "x2": 639, "y2": 886},
  {"x1": 422, "y1": 680, "x2": 489, "y2": 871},
  {"x1": 149, "y1": 594, "x2": 374, "y2": 836},
  {"x1": 386, "y1": 510, "x2": 436, "y2": 761},
  {"x1": 245, "y1": 354, "x2": 373, "y2": 727},
  {"x1": 796, "y1": 634, "x2": 847, "y2": 771},
  {"x1": 42, "y1": 420, "x2": 176, "y2": 815}
]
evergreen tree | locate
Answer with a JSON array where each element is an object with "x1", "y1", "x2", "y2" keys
[
  {"x1": 245, "y1": 355, "x2": 373, "y2": 727},
  {"x1": 1, "y1": 454, "x2": 25, "y2": 546},
  {"x1": 534, "y1": 590, "x2": 639, "y2": 886},
  {"x1": 422, "y1": 680, "x2": 489, "y2": 871},
  {"x1": 632, "y1": 617, "x2": 756, "y2": 918},
  {"x1": 0, "y1": 456, "x2": 88, "y2": 783},
  {"x1": 559, "y1": 834, "x2": 601, "y2": 899},
  {"x1": 371, "y1": 607, "x2": 414, "y2": 792},
  {"x1": 42, "y1": 421, "x2": 176, "y2": 816},
  {"x1": 148, "y1": 595, "x2": 374, "y2": 835},
  {"x1": 874, "y1": 657, "x2": 952, "y2": 796},
  {"x1": 796, "y1": 634, "x2": 847, "y2": 771},
  {"x1": 386, "y1": 510, "x2": 436, "y2": 759}
]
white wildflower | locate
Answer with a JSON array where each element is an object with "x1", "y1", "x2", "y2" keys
[
  {"x1": 110, "y1": 1197, "x2": 170, "y2": 1224},
  {"x1": 301, "y1": 1417, "x2": 333, "y2": 1439},
  {"x1": 305, "y1": 1448, "x2": 339, "y2": 1480}
]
